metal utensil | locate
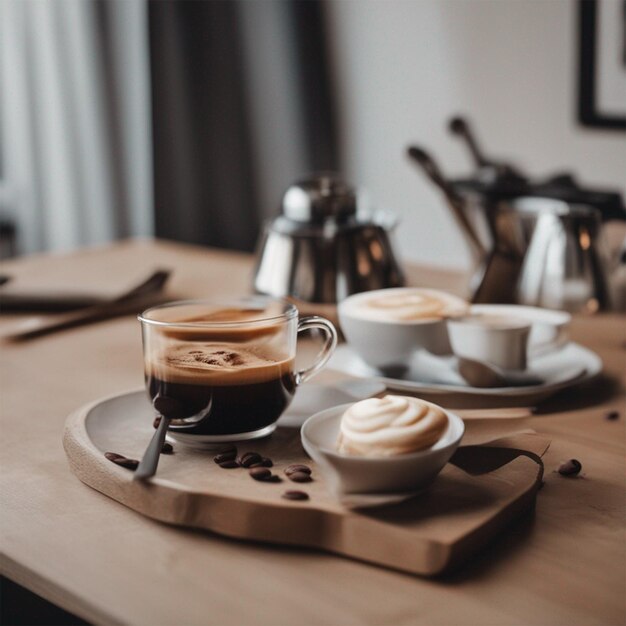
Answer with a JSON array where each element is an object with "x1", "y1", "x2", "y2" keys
[
  {"x1": 458, "y1": 357, "x2": 545, "y2": 388},
  {"x1": 135, "y1": 394, "x2": 189, "y2": 480},
  {"x1": 448, "y1": 116, "x2": 526, "y2": 183},
  {"x1": 134, "y1": 414, "x2": 170, "y2": 481},
  {"x1": 409, "y1": 116, "x2": 625, "y2": 306},
  {"x1": 449, "y1": 117, "x2": 490, "y2": 169},
  {"x1": 516, "y1": 201, "x2": 613, "y2": 312},
  {"x1": 3, "y1": 269, "x2": 171, "y2": 341},
  {"x1": 407, "y1": 146, "x2": 485, "y2": 259},
  {"x1": 253, "y1": 174, "x2": 404, "y2": 303}
]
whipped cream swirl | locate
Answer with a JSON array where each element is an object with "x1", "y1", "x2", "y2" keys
[{"x1": 337, "y1": 395, "x2": 448, "y2": 457}]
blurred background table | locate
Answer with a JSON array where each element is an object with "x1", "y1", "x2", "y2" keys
[{"x1": 1, "y1": 239, "x2": 624, "y2": 625}]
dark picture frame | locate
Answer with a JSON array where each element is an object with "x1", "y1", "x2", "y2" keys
[{"x1": 578, "y1": 0, "x2": 626, "y2": 130}]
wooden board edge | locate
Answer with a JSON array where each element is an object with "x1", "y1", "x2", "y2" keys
[
  {"x1": 440, "y1": 455, "x2": 544, "y2": 575},
  {"x1": 62, "y1": 394, "x2": 545, "y2": 577},
  {"x1": 62, "y1": 399, "x2": 455, "y2": 576}
]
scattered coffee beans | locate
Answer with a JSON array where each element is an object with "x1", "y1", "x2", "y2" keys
[
  {"x1": 114, "y1": 458, "x2": 139, "y2": 470},
  {"x1": 153, "y1": 416, "x2": 162, "y2": 429},
  {"x1": 288, "y1": 471, "x2": 312, "y2": 483},
  {"x1": 104, "y1": 452, "x2": 125, "y2": 462},
  {"x1": 161, "y1": 442, "x2": 174, "y2": 454},
  {"x1": 214, "y1": 450, "x2": 237, "y2": 464},
  {"x1": 104, "y1": 452, "x2": 139, "y2": 470},
  {"x1": 284, "y1": 464, "x2": 311, "y2": 477},
  {"x1": 218, "y1": 460, "x2": 240, "y2": 469},
  {"x1": 237, "y1": 452, "x2": 262, "y2": 468},
  {"x1": 210, "y1": 449, "x2": 309, "y2": 491},
  {"x1": 558, "y1": 459, "x2": 582, "y2": 476},
  {"x1": 282, "y1": 490, "x2": 309, "y2": 501},
  {"x1": 249, "y1": 467, "x2": 272, "y2": 481},
  {"x1": 605, "y1": 410, "x2": 620, "y2": 421}
]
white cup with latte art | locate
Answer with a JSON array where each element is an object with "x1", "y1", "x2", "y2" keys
[{"x1": 338, "y1": 288, "x2": 468, "y2": 372}]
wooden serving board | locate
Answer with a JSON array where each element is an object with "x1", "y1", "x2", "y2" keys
[{"x1": 63, "y1": 390, "x2": 550, "y2": 576}]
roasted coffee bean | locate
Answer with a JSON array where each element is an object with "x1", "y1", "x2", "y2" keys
[
  {"x1": 237, "y1": 452, "x2": 262, "y2": 468},
  {"x1": 112, "y1": 457, "x2": 139, "y2": 470},
  {"x1": 250, "y1": 458, "x2": 273, "y2": 469},
  {"x1": 282, "y1": 490, "x2": 309, "y2": 501},
  {"x1": 218, "y1": 460, "x2": 240, "y2": 469},
  {"x1": 284, "y1": 464, "x2": 311, "y2": 477},
  {"x1": 288, "y1": 471, "x2": 312, "y2": 483},
  {"x1": 249, "y1": 467, "x2": 272, "y2": 481},
  {"x1": 558, "y1": 459, "x2": 582, "y2": 476},
  {"x1": 214, "y1": 450, "x2": 237, "y2": 464},
  {"x1": 104, "y1": 451, "x2": 125, "y2": 462},
  {"x1": 161, "y1": 442, "x2": 174, "y2": 454},
  {"x1": 153, "y1": 395, "x2": 185, "y2": 419},
  {"x1": 153, "y1": 416, "x2": 162, "y2": 429},
  {"x1": 605, "y1": 410, "x2": 620, "y2": 421}
]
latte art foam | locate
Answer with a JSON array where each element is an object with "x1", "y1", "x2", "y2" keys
[
  {"x1": 343, "y1": 289, "x2": 467, "y2": 323},
  {"x1": 337, "y1": 395, "x2": 448, "y2": 457}
]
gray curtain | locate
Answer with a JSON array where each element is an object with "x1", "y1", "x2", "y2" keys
[
  {"x1": 148, "y1": 0, "x2": 341, "y2": 252},
  {"x1": 0, "y1": 0, "x2": 153, "y2": 255}
]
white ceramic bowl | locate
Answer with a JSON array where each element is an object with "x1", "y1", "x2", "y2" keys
[
  {"x1": 338, "y1": 288, "x2": 468, "y2": 370},
  {"x1": 301, "y1": 403, "x2": 464, "y2": 495}
]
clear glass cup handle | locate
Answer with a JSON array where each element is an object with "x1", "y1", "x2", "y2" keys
[{"x1": 295, "y1": 316, "x2": 338, "y2": 385}]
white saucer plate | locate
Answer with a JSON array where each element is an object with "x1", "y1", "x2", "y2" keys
[{"x1": 328, "y1": 342, "x2": 602, "y2": 403}]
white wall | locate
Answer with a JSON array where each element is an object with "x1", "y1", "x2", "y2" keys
[{"x1": 328, "y1": 0, "x2": 626, "y2": 271}]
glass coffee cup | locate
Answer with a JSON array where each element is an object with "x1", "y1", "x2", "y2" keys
[{"x1": 138, "y1": 297, "x2": 337, "y2": 446}]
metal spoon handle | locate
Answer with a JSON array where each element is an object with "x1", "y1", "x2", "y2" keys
[
  {"x1": 407, "y1": 146, "x2": 486, "y2": 259},
  {"x1": 134, "y1": 416, "x2": 171, "y2": 480},
  {"x1": 449, "y1": 116, "x2": 490, "y2": 168}
]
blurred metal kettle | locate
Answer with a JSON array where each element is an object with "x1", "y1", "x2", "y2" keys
[
  {"x1": 408, "y1": 116, "x2": 626, "y2": 310},
  {"x1": 515, "y1": 200, "x2": 613, "y2": 313},
  {"x1": 253, "y1": 174, "x2": 404, "y2": 303}
]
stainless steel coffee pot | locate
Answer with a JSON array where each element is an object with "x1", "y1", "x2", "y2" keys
[
  {"x1": 516, "y1": 201, "x2": 613, "y2": 312},
  {"x1": 408, "y1": 116, "x2": 626, "y2": 310},
  {"x1": 253, "y1": 174, "x2": 404, "y2": 303}
]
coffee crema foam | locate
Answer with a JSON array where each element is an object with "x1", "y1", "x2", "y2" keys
[
  {"x1": 146, "y1": 343, "x2": 293, "y2": 386},
  {"x1": 344, "y1": 289, "x2": 468, "y2": 323}
]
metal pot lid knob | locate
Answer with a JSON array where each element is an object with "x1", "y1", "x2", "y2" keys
[{"x1": 281, "y1": 173, "x2": 357, "y2": 223}]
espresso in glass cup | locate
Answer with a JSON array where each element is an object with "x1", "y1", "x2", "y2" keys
[{"x1": 138, "y1": 297, "x2": 337, "y2": 445}]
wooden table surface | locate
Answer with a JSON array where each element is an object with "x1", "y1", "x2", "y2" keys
[{"x1": 1, "y1": 240, "x2": 624, "y2": 626}]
